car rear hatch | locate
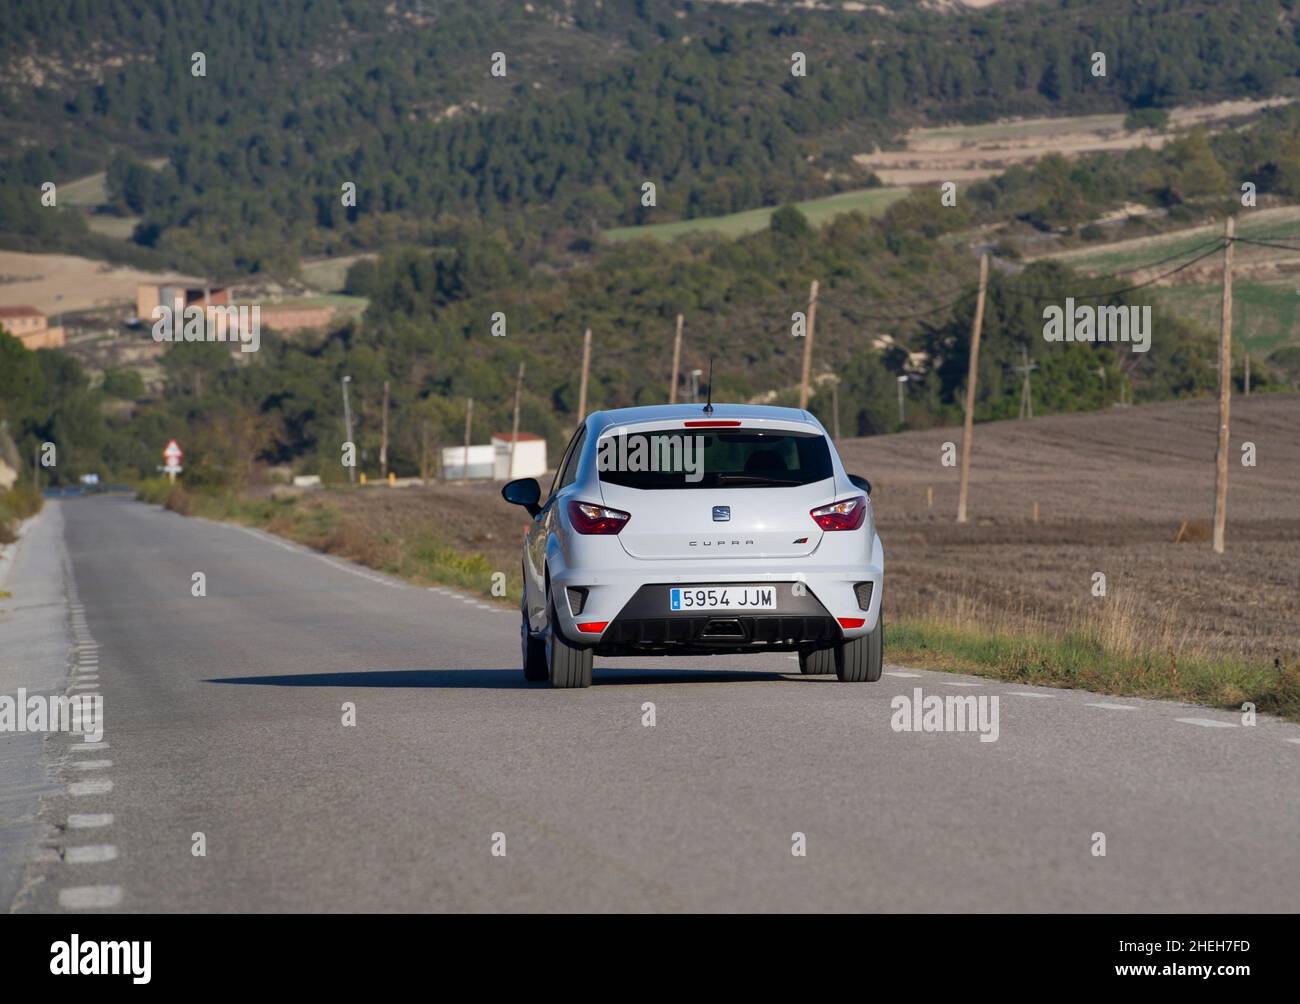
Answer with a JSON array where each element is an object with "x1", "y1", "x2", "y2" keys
[{"x1": 595, "y1": 419, "x2": 835, "y2": 561}]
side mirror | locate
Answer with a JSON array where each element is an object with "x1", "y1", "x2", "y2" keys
[
  {"x1": 848, "y1": 474, "x2": 872, "y2": 497},
  {"x1": 502, "y1": 477, "x2": 542, "y2": 517}
]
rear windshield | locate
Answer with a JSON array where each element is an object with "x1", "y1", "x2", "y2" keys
[{"x1": 596, "y1": 427, "x2": 833, "y2": 490}]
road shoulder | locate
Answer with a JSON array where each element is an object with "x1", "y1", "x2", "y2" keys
[{"x1": 0, "y1": 503, "x2": 73, "y2": 911}]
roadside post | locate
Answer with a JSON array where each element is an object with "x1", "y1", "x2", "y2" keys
[{"x1": 163, "y1": 439, "x2": 183, "y2": 484}]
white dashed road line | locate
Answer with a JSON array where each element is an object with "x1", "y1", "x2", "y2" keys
[
  {"x1": 69, "y1": 779, "x2": 113, "y2": 797},
  {"x1": 57, "y1": 577, "x2": 121, "y2": 911},
  {"x1": 66, "y1": 845, "x2": 119, "y2": 864},
  {"x1": 67, "y1": 814, "x2": 114, "y2": 829},
  {"x1": 58, "y1": 886, "x2": 123, "y2": 909},
  {"x1": 1085, "y1": 702, "x2": 1138, "y2": 711}
]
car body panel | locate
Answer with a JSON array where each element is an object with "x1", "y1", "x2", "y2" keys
[{"x1": 514, "y1": 404, "x2": 884, "y2": 656}]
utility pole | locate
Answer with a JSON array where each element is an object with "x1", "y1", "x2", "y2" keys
[
  {"x1": 1244, "y1": 352, "x2": 1251, "y2": 396},
  {"x1": 462, "y1": 396, "x2": 473, "y2": 486},
  {"x1": 798, "y1": 280, "x2": 819, "y2": 411},
  {"x1": 1213, "y1": 217, "x2": 1233, "y2": 554},
  {"x1": 957, "y1": 253, "x2": 989, "y2": 524},
  {"x1": 577, "y1": 327, "x2": 592, "y2": 424},
  {"x1": 380, "y1": 379, "x2": 390, "y2": 478},
  {"x1": 669, "y1": 313, "x2": 683, "y2": 404},
  {"x1": 831, "y1": 376, "x2": 841, "y2": 440},
  {"x1": 1017, "y1": 344, "x2": 1037, "y2": 419},
  {"x1": 341, "y1": 375, "x2": 355, "y2": 484},
  {"x1": 509, "y1": 360, "x2": 525, "y2": 480},
  {"x1": 896, "y1": 375, "x2": 907, "y2": 427},
  {"x1": 421, "y1": 420, "x2": 431, "y2": 486}
]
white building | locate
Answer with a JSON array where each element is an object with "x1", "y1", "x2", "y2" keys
[
  {"x1": 441, "y1": 444, "x2": 497, "y2": 481},
  {"x1": 440, "y1": 433, "x2": 548, "y2": 481},
  {"x1": 491, "y1": 432, "x2": 548, "y2": 480}
]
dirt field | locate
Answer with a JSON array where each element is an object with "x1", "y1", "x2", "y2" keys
[
  {"x1": 0, "y1": 249, "x2": 200, "y2": 315},
  {"x1": 854, "y1": 98, "x2": 1292, "y2": 185},
  {"x1": 836, "y1": 393, "x2": 1300, "y2": 663},
  {"x1": 281, "y1": 394, "x2": 1299, "y2": 667}
]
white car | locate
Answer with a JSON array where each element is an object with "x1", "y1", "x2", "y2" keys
[{"x1": 502, "y1": 403, "x2": 884, "y2": 688}]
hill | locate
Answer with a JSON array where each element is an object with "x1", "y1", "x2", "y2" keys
[{"x1": 4, "y1": 0, "x2": 1298, "y2": 275}]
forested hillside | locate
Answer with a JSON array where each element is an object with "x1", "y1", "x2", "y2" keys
[{"x1": 3, "y1": 0, "x2": 1298, "y2": 274}]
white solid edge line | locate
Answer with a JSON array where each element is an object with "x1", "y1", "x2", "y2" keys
[
  {"x1": 1174, "y1": 717, "x2": 1237, "y2": 728},
  {"x1": 1085, "y1": 702, "x2": 1138, "y2": 710},
  {"x1": 232, "y1": 524, "x2": 300, "y2": 554},
  {"x1": 1006, "y1": 692, "x2": 1055, "y2": 698},
  {"x1": 885, "y1": 671, "x2": 922, "y2": 678}
]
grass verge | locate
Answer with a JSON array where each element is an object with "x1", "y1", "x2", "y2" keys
[
  {"x1": 888, "y1": 618, "x2": 1300, "y2": 723},
  {"x1": 0, "y1": 484, "x2": 44, "y2": 544},
  {"x1": 143, "y1": 483, "x2": 518, "y2": 603}
]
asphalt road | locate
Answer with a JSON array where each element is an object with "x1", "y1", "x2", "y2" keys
[{"x1": 3, "y1": 496, "x2": 1299, "y2": 912}]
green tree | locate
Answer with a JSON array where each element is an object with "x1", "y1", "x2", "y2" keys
[{"x1": 102, "y1": 367, "x2": 146, "y2": 399}]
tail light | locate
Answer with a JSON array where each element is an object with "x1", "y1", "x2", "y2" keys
[
  {"x1": 810, "y1": 496, "x2": 866, "y2": 531},
  {"x1": 568, "y1": 500, "x2": 631, "y2": 535}
]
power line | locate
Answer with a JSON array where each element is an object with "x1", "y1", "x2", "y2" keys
[
  {"x1": 1232, "y1": 235, "x2": 1300, "y2": 253},
  {"x1": 819, "y1": 235, "x2": 1230, "y2": 319},
  {"x1": 1096, "y1": 237, "x2": 1226, "y2": 274},
  {"x1": 996, "y1": 240, "x2": 1227, "y2": 303}
]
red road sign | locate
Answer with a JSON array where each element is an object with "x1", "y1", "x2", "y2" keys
[{"x1": 163, "y1": 440, "x2": 183, "y2": 462}]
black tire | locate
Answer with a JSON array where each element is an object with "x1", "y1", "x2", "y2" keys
[
  {"x1": 798, "y1": 647, "x2": 835, "y2": 675},
  {"x1": 545, "y1": 593, "x2": 593, "y2": 689},
  {"x1": 835, "y1": 614, "x2": 883, "y2": 682},
  {"x1": 521, "y1": 605, "x2": 547, "y2": 682}
]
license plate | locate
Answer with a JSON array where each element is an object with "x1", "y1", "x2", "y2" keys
[{"x1": 669, "y1": 586, "x2": 776, "y2": 611}]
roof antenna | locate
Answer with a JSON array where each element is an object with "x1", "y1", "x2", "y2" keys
[{"x1": 703, "y1": 356, "x2": 714, "y2": 415}]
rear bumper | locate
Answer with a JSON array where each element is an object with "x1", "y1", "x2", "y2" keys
[
  {"x1": 595, "y1": 581, "x2": 843, "y2": 656},
  {"x1": 548, "y1": 532, "x2": 884, "y2": 653}
]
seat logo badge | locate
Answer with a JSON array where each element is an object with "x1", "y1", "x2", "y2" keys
[{"x1": 712, "y1": 505, "x2": 730, "y2": 522}]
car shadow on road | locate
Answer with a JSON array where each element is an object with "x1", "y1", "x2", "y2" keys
[{"x1": 208, "y1": 667, "x2": 803, "y2": 689}]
